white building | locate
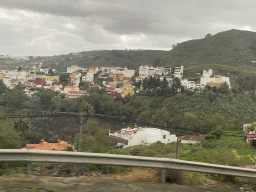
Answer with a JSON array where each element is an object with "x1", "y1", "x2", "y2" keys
[
  {"x1": 67, "y1": 65, "x2": 84, "y2": 73},
  {"x1": 139, "y1": 65, "x2": 149, "y2": 79},
  {"x1": 200, "y1": 76, "x2": 215, "y2": 87},
  {"x1": 82, "y1": 72, "x2": 94, "y2": 82},
  {"x1": 124, "y1": 69, "x2": 135, "y2": 78},
  {"x1": 174, "y1": 66, "x2": 184, "y2": 79},
  {"x1": 109, "y1": 127, "x2": 177, "y2": 147},
  {"x1": 139, "y1": 66, "x2": 171, "y2": 79},
  {"x1": 203, "y1": 69, "x2": 213, "y2": 77},
  {"x1": 127, "y1": 128, "x2": 177, "y2": 147}
]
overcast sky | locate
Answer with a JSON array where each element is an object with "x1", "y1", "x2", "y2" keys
[{"x1": 0, "y1": 0, "x2": 255, "y2": 56}]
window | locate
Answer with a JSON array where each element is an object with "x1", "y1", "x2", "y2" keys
[{"x1": 163, "y1": 135, "x2": 166, "y2": 139}]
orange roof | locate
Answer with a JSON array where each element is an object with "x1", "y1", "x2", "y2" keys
[
  {"x1": 65, "y1": 85, "x2": 76, "y2": 88},
  {"x1": 23, "y1": 139, "x2": 71, "y2": 151}
]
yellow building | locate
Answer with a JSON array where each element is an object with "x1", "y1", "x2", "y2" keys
[
  {"x1": 0, "y1": 73, "x2": 5, "y2": 80},
  {"x1": 121, "y1": 85, "x2": 134, "y2": 97},
  {"x1": 112, "y1": 74, "x2": 124, "y2": 81},
  {"x1": 39, "y1": 75, "x2": 59, "y2": 81},
  {"x1": 89, "y1": 67, "x2": 98, "y2": 73},
  {"x1": 64, "y1": 85, "x2": 79, "y2": 94},
  {"x1": 214, "y1": 75, "x2": 222, "y2": 84}
]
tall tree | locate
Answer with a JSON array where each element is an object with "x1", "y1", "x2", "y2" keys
[{"x1": 14, "y1": 118, "x2": 31, "y2": 148}]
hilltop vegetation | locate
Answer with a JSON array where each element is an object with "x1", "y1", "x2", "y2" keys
[
  {"x1": 7, "y1": 50, "x2": 164, "y2": 72},
  {"x1": 158, "y1": 29, "x2": 256, "y2": 68}
]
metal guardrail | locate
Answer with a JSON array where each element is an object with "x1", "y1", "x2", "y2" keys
[{"x1": 1, "y1": 149, "x2": 256, "y2": 183}]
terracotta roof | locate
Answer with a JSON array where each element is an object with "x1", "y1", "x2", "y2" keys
[
  {"x1": 65, "y1": 85, "x2": 76, "y2": 88},
  {"x1": 179, "y1": 135, "x2": 202, "y2": 141},
  {"x1": 22, "y1": 139, "x2": 71, "y2": 151},
  {"x1": 247, "y1": 134, "x2": 256, "y2": 139}
]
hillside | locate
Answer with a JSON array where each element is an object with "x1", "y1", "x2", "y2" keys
[
  {"x1": 157, "y1": 29, "x2": 256, "y2": 69},
  {"x1": 23, "y1": 50, "x2": 165, "y2": 72},
  {"x1": 3, "y1": 29, "x2": 256, "y2": 76}
]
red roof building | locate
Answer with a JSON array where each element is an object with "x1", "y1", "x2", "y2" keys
[
  {"x1": 22, "y1": 139, "x2": 71, "y2": 151},
  {"x1": 179, "y1": 135, "x2": 202, "y2": 144}
]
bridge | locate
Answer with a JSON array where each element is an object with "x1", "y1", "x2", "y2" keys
[{"x1": 1, "y1": 149, "x2": 256, "y2": 183}]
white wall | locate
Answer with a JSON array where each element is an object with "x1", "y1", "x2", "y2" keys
[{"x1": 127, "y1": 128, "x2": 177, "y2": 147}]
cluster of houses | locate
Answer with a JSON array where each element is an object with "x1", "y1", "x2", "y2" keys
[
  {"x1": 138, "y1": 66, "x2": 231, "y2": 90},
  {"x1": 22, "y1": 127, "x2": 202, "y2": 151},
  {"x1": 109, "y1": 127, "x2": 202, "y2": 148},
  {"x1": 0, "y1": 65, "x2": 136, "y2": 98},
  {"x1": 0, "y1": 63, "x2": 231, "y2": 99}
]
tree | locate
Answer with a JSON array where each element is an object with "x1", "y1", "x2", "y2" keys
[
  {"x1": 171, "y1": 77, "x2": 182, "y2": 94},
  {"x1": 80, "y1": 101, "x2": 94, "y2": 121},
  {"x1": 4, "y1": 85, "x2": 28, "y2": 110},
  {"x1": 0, "y1": 80, "x2": 7, "y2": 101},
  {"x1": 59, "y1": 73, "x2": 70, "y2": 87},
  {"x1": 37, "y1": 89, "x2": 56, "y2": 110},
  {"x1": 78, "y1": 101, "x2": 94, "y2": 151},
  {"x1": 14, "y1": 118, "x2": 31, "y2": 148},
  {"x1": 205, "y1": 33, "x2": 212, "y2": 38}
]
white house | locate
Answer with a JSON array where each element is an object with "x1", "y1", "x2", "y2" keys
[
  {"x1": 67, "y1": 65, "x2": 80, "y2": 73},
  {"x1": 82, "y1": 72, "x2": 94, "y2": 82},
  {"x1": 202, "y1": 69, "x2": 213, "y2": 77},
  {"x1": 127, "y1": 128, "x2": 177, "y2": 147},
  {"x1": 174, "y1": 66, "x2": 184, "y2": 79}
]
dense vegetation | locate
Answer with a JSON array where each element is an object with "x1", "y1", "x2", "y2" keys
[
  {"x1": 1, "y1": 50, "x2": 165, "y2": 72},
  {"x1": 158, "y1": 30, "x2": 256, "y2": 69},
  {"x1": 1, "y1": 81, "x2": 256, "y2": 147}
]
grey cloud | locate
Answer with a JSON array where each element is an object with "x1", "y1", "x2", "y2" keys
[{"x1": 1, "y1": 0, "x2": 256, "y2": 56}]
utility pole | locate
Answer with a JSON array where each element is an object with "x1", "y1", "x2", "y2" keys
[
  {"x1": 79, "y1": 112, "x2": 83, "y2": 152},
  {"x1": 176, "y1": 128, "x2": 180, "y2": 159}
]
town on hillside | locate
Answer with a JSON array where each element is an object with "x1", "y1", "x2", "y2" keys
[{"x1": 0, "y1": 64, "x2": 231, "y2": 99}]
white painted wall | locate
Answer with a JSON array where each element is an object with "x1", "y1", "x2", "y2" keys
[{"x1": 127, "y1": 128, "x2": 177, "y2": 147}]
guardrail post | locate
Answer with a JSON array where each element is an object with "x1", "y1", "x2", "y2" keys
[
  {"x1": 161, "y1": 168, "x2": 166, "y2": 183},
  {"x1": 26, "y1": 162, "x2": 31, "y2": 176}
]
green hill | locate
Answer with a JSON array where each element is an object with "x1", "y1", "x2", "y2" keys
[
  {"x1": 35, "y1": 50, "x2": 165, "y2": 72},
  {"x1": 157, "y1": 29, "x2": 256, "y2": 69}
]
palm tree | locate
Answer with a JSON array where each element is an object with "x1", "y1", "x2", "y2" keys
[
  {"x1": 79, "y1": 101, "x2": 94, "y2": 121},
  {"x1": 78, "y1": 101, "x2": 94, "y2": 152},
  {"x1": 14, "y1": 118, "x2": 31, "y2": 148}
]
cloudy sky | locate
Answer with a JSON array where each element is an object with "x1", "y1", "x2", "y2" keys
[{"x1": 0, "y1": 0, "x2": 255, "y2": 56}]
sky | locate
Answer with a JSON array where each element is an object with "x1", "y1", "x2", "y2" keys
[{"x1": 0, "y1": 0, "x2": 255, "y2": 56}]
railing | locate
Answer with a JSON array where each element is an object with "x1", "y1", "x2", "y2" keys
[{"x1": 1, "y1": 149, "x2": 256, "y2": 183}]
